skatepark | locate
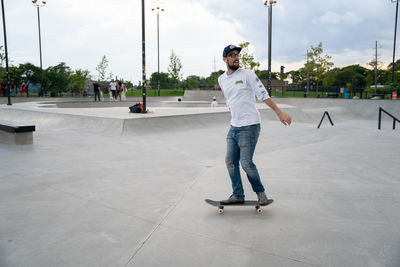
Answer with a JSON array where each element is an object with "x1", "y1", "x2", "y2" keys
[{"x1": 0, "y1": 94, "x2": 399, "y2": 266}]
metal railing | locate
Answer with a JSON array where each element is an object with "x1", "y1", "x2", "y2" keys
[
  {"x1": 378, "y1": 107, "x2": 400, "y2": 130},
  {"x1": 317, "y1": 111, "x2": 334, "y2": 129}
]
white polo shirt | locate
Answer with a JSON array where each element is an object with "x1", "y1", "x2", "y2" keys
[
  {"x1": 218, "y1": 68, "x2": 270, "y2": 127},
  {"x1": 109, "y1": 82, "x2": 117, "y2": 91}
]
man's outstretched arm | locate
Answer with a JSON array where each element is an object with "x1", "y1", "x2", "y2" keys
[{"x1": 264, "y1": 98, "x2": 292, "y2": 126}]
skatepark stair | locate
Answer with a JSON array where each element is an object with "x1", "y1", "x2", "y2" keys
[{"x1": 378, "y1": 107, "x2": 400, "y2": 130}]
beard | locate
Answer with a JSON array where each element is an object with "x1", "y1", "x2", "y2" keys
[{"x1": 228, "y1": 61, "x2": 240, "y2": 71}]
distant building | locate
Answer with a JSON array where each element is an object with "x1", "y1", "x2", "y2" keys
[{"x1": 260, "y1": 79, "x2": 288, "y2": 91}]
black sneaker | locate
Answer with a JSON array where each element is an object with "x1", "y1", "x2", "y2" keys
[
  {"x1": 256, "y1": 192, "x2": 273, "y2": 205},
  {"x1": 221, "y1": 194, "x2": 245, "y2": 205}
]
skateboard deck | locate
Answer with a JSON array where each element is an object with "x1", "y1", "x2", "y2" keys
[{"x1": 205, "y1": 199, "x2": 273, "y2": 214}]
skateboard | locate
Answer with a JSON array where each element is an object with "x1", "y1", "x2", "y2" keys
[{"x1": 205, "y1": 199, "x2": 273, "y2": 214}]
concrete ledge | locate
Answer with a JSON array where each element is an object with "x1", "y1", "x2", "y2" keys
[
  {"x1": 0, "y1": 130, "x2": 33, "y2": 145},
  {"x1": 0, "y1": 120, "x2": 35, "y2": 145}
]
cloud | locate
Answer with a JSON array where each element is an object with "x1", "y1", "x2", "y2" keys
[
  {"x1": 315, "y1": 12, "x2": 342, "y2": 25},
  {"x1": 342, "y1": 12, "x2": 363, "y2": 25},
  {"x1": 1, "y1": 0, "x2": 397, "y2": 84},
  {"x1": 313, "y1": 11, "x2": 362, "y2": 25}
]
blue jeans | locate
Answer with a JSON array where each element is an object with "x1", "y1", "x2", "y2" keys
[
  {"x1": 94, "y1": 91, "x2": 101, "y2": 101},
  {"x1": 225, "y1": 124, "x2": 265, "y2": 197}
]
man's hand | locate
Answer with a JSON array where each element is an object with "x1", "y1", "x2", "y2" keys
[
  {"x1": 278, "y1": 112, "x2": 292, "y2": 126},
  {"x1": 264, "y1": 98, "x2": 292, "y2": 126}
]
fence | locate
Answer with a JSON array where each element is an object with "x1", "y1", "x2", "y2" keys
[{"x1": 270, "y1": 85, "x2": 393, "y2": 99}]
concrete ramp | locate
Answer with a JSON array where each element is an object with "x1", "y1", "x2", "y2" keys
[
  {"x1": 0, "y1": 108, "x2": 125, "y2": 135},
  {"x1": 1, "y1": 99, "x2": 399, "y2": 136},
  {"x1": 183, "y1": 90, "x2": 225, "y2": 102},
  {"x1": 275, "y1": 98, "x2": 400, "y2": 120}
]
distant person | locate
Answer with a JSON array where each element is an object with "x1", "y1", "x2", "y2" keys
[
  {"x1": 109, "y1": 79, "x2": 117, "y2": 101},
  {"x1": 117, "y1": 80, "x2": 122, "y2": 101},
  {"x1": 11, "y1": 82, "x2": 17, "y2": 97},
  {"x1": 21, "y1": 80, "x2": 27, "y2": 97},
  {"x1": 120, "y1": 83, "x2": 127, "y2": 101},
  {"x1": 93, "y1": 80, "x2": 101, "y2": 101},
  {"x1": 211, "y1": 96, "x2": 218, "y2": 108},
  {"x1": 100, "y1": 87, "x2": 104, "y2": 101},
  {"x1": 218, "y1": 44, "x2": 292, "y2": 205},
  {"x1": 1, "y1": 80, "x2": 7, "y2": 97},
  {"x1": 25, "y1": 81, "x2": 30, "y2": 97},
  {"x1": 214, "y1": 81, "x2": 221, "y2": 91}
]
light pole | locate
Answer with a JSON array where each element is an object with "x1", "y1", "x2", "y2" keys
[
  {"x1": 152, "y1": 0, "x2": 164, "y2": 97},
  {"x1": 1, "y1": 0, "x2": 11, "y2": 105},
  {"x1": 263, "y1": 0, "x2": 276, "y2": 97},
  {"x1": 32, "y1": 0, "x2": 46, "y2": 96},
  {"x1": 141, "y1": 0, "x2": 147, "y2": 112},
  {"x1": 391, "y1": 0, "x2": 399, "y2": 98}
]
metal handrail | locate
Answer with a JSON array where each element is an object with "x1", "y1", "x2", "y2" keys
[
  {"x1": 317, "y1": 111, "x2": 334, "y2": 129},
  {"x1": 378, "y1": 107, "x2": 400, "y2": 130}
]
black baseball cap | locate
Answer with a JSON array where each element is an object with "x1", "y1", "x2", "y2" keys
[{"x1": 222, "y1": 44, "x2": 242, "y2": 57}]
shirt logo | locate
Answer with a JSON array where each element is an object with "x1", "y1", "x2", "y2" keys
[{"x1": 235, "y1": 80, "x2": 244, "y2": 85}]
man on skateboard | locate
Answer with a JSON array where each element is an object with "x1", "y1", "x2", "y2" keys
[{"x1": 218, "y1": 44, "x2": 292, "y2": 206}]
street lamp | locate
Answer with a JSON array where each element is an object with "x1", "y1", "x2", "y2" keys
[
  {"x1": 263, "y1": 0, "x2": 276, "y2": 97},
  {"x1": 141, "y1": 0, "x2": 147, "y2": 112},
  {"x1": 151, "y1": 0, "x2": 165, "y2": 97},
  {"x1": 391, "y1": 0, "x2": 399, "y2": 98},
  {"x1": 32, "y1": 0, "x2": 46, "y2": 96},
  {"x1": 1, "y1": 0, "x2": 11, "y2": 105}
]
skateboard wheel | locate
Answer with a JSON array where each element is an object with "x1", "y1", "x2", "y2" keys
[
  {"x1": 256, "y1": 208, "x2": 262, "y2": 214},
  {"x1": 218, "y1": 208, "x2": 224, "y2": 214}
]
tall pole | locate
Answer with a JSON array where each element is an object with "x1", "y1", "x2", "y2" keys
[
  {"x1": 1, "y1": 0, "x2": 11, "y2": 105},
  {"x1": 375, "y1": 40, "x2": 378, "y2": 94},
  {"x1": 267, "y1": 3, "x2": 273, "y2": 97},
  {"x1": 391, "y1": 0, "x2": 399, "y2": 93},
  {"x1": 152, "y1": 2, "x2": 164, "y2": 97},
  {"x1": 37, "y1": 6, "x2": 44, "y2": 96},
  {"x1": 307, "y1": 49, "x2": 310, "y2": 96},
  {"x1": 141, "y1": 0, "x2": 146, "y2": 112},
  {"x1": 157, "y1": 12, "x2": 160, "y2": 96},
  {"x1": 304, "y1": 50, "x2": 309, "y2": 98}
]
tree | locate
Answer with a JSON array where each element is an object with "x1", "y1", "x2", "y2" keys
[
  {"x1": 168, "y1": 50, "x2": 183, "y2": 88},
  {"x1": 44, "y1": 62, "x2": 72, "y2": 96},
  {"x1": 323, "y1": 68, "x2": 340, "y2": 87},
  {"x1": 239, "y1": 42, "x2": 260, "y2": 70},
  {"x1": 19, "y1": 63, "x2": 41, "y2": 85},
  {"x1": 386, "y1": 59, "x2": 400, "y2": 90},
  {"x1": 125, "y1": 81, "x2": 133, "y2": 89},
  {"x1": 185, "y1": 75, "x2": 200, "y2": 89},
  {"x1": 69, "y1": 69, "x2": 90, "y2": 96},
  {"x1": 0, "y1": 45, "x2": 5, "y2": 67},
  {"x1": 149, "y1": 72, "x2": 171, "y2": 89},
  {"x1": 332, "y1": 65, "x2": 367, "y2": 92},
  {"x1": 255, "y1": 69, "x2": 278, "y2": 81},
  {"x1": 96, "y1": 55, "x2": 109, "y2": 82},
  {"x1": 287, "y1": 70, "x2": 303, "y2": 85},
  {"x1": 305, "y1": 42, "x2": 334, "y2": 90},
  {"x1": 387, "y1": 59, "x2": 400, "y2": 71},
  {"x1": 8, "y1": 66, "x2": 22, "y2": 87}
]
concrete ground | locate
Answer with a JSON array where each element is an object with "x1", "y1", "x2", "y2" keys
[{"x1": 0, "y1": 96, "x2": 399, "y2": 267}]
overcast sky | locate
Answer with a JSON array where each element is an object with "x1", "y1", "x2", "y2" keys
[{"x1": 1, "y1": 0, "x2": 398, "y2": 83}]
